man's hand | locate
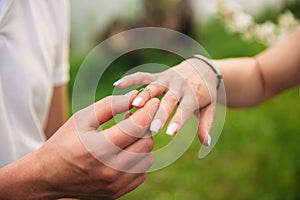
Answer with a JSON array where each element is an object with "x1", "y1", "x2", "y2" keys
[{"x1": 0, "y1": 91, "x2": 159, "y2": 199}]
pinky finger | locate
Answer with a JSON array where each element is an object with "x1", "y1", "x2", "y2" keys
[{"x1": 197, "y1": 102, "x2": 216, "y2": 147}]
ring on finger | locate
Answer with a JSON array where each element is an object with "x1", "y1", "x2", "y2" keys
[{"x1": 139, "y1": 86, "x2": 153, "y2": 99}]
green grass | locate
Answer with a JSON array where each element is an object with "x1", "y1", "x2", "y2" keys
[
  {"x1": 120, "y1": 87, "x2": 300, "y2": 200},
  {"x1": 69, "y1": 20, "x2": 300, "y2": 199}
]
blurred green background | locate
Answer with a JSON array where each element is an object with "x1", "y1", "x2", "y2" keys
[{"x1": 69, "y1": 1, "x2": 300, "y2": 199}]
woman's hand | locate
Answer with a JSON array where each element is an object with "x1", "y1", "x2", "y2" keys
[{"x1": 114, "y1": 57, "x2": 220, "y2": 146}]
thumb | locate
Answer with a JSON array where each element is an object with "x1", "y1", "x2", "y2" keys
[{"x1": 74, "y1": 90, "x2": 138, "y2": 130}]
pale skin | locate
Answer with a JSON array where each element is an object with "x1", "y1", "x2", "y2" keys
[
  {"x1": 0, "y1": 91, "x2": 160, "y2": 199},
  {"x1": 114, "y1": 26, "x2": 300, "y2": 147}
]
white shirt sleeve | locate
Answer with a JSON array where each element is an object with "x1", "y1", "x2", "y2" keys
[
  {"x1": 52, "y1": 1, "x2": 70, "y2": 86},
  {"x1": 53, "y1": 39, "x2": 70, "y2": 86}
]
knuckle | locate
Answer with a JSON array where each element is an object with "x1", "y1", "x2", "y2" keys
[
  {"x1": 102, "y1": 96, "x2": 113, "y2": 104},
  {"x1": 144, "y1": 138, "x2": 154, "y2": 152},
  {"x1": 153, "y1": 79, "x2": 163, "y2": 85},
  {"x1": 119, "y1": 120, "x2": 147, "y2": 138},
  {"x1": 140, "y1": 154, "x2": 154, "y2": 171},
  {"x1": 154, "y1": 108, "x2": 165, "y2": 117},
  {"x1": 137, "y1": 156, "x2": 153, "y2": 173},
  {"x1": 147, "y1": 154, "x2": 154, "y2": 168},
  {"x1": 105, "y1": 182, "x2": 120, "y2": 194},
  {"x1": 102, "y1": 168, "x2": 119, "y2": 183},
  {"x1": 165, "y1": 92, "x2": 179, "y2": 102},
  {"x1": 141, "y1": 173, "x2": 147, "y2": 182},
  {"x1": 73, "y1": 110, "x2": 82, "y2": 118},
  {"x1": 135, "y1": 71, "x2": 148, "y2": 77},
  {"x1": 92, "y1": 96, "x2": 113, "y2": 113},
  {"x1": 72, "y1": 107, "x2": 93, "y2": 124},
  {"x1": 73, "y1": 105, "x2": 89, "y2": 117},
  {"x1": 180, "y1": 103, "x2": 195, "y2": 112}
]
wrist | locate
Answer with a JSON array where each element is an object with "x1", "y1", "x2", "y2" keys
[
  {"x1": 189, "y1": 55, "x2": 223, "y2": 90},
  {"x1": 0, "y1": 150, "x2": 57, "y2": 199},
  {"x1": 185, "y1": 56, "x2": 222, "y2": 91}
]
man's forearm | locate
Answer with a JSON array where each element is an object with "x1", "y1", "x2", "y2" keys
[{"x1": 0, "y1": 151, "x2": 55, "y2": 200}]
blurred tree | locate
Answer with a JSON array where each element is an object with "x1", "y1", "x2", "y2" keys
[
  {"x1": 101, "y1": 0, "x2": 196, "y2": 40},
  {"x1": 97, "y1": 0, "x2": 197, "y2": 68}
]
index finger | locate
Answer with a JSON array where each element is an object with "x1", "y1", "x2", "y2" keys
[{"x1": 113, "y1": 72, "x2": 157, "y2": 88}]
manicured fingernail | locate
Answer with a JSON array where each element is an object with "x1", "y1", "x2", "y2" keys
[
  {"x1": 205, "y1": 134, "x2": 211, "y2": 147},
  {"x1": 166, "y1": 123, "x2": 178, "y2": 136},
  {"x1": 150, "y1": 119, "x2": 162, "y2": 132},
  {"x1": 132, "y1": 97, "x2": 143, "y2": 107},
  {"x1": 113, "y1": 79, "x2": 124, "y2": 86}
]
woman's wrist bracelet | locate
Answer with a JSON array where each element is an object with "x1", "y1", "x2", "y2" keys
[{"x1": 188, "y1": 55, "x2": 223, "y2": 90}]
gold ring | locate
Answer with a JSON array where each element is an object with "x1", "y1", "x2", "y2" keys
[{"x1": 139, "y1": 86, "x2": 152, "y2": 99}]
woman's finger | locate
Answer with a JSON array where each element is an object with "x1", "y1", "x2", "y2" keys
[
  {"x1": 197, "y1": 102, "x2": 216, "y2": 147},
  {"x1": 113, "y1": 72, "x2": 157, "y2": 88},
  {"x1": 132, "y1": 83, "x2": 166, "y2": 107},
  {"x1": 165, "y1": 97, "x2": 197, "y2": 136},
  {"x1": 150, "y1": 91, "x2": 181, "y2": 132}
]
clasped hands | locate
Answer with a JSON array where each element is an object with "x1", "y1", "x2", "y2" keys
[{"x1": 11, "y1": 57, "x2": 217, "y2": 199}]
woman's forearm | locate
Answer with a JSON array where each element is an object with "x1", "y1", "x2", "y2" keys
[
  {"x1": 213, "y1": 57, "x2": 266, "y2": 107},
  {"x1": 213, "y1": 27, "x2": 300, "y2": 108},
  {"x1": 255, "y1": 26, "x2": 300, "y2": 96}
]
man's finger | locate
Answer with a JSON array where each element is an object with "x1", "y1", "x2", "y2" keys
[
  {"x1": 74, "y1": 90, "x2": 138, "y2": 129},
  {"x1": 114, "y1": 133, "x2": 153, "y2": 171},
  {"x1": 104, "y1": 98, "x2": 160, "y2": 149},
  {"x1": 77, "y1": 99, "x2": 158, "y2": 171},
  {"x1": 94, "y1": 90, "x2": 138, "y2": 124}
]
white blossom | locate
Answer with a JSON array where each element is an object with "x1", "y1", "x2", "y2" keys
[
  {"x1": 254, "y1": 22, "x2": 277, "y2": 44},
  {"x1": 232, "y1": 12, "x2": 254, "y2": 31},
  {"x1": 214, "y1": 0, "x2": 299, "y2": 46}
]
